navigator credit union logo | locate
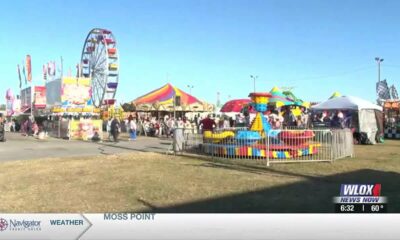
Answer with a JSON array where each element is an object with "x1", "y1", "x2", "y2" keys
[
  {"x1": 0, "y1": 218, "x2": 8, "y2": 231},
  {"x1": 0, "y1": 217, "x2": 41, "y2": 232}
]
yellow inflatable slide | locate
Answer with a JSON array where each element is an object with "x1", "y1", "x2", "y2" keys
[{"x1": 203, "y1": 130, "x2": 235, "y2": 143}]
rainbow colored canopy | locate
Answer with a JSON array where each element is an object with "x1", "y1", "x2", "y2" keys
[{"x1": 132, "y1": 83, "x2": 206, "y2": 111}]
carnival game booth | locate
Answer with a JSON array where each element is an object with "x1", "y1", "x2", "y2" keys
[
  {"x1": 311, "y1": 95, "x2": 383, "y2": 144},
  {"x1": 132, "y1": 83, "x2": 213, "y2": 118},
  {"x1": 383, "y1": 100, "x2": 400, "y2": 139},
  {"x1": 45, "y1": 77, "x2": 103, "y2": 141}
]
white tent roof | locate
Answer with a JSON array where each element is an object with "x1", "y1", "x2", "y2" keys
[{"x1": 311, "y1": 96, "x2": 382, "y2": 111}]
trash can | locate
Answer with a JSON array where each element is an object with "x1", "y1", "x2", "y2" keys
[{"x1": 173, "y1": 128, "x2": 184, "y2": 153}]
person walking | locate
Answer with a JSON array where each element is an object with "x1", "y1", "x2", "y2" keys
[
  {"x1": 129, "y1": 118, "x2": 137, "y2": 140},
  {"x1": 106, "y1": 117, "x2": 112, "y2": 141},
  {"x1": 199, "y1": 114, "x2": 216, "y2": 133},
  {"x1": 42, "y1": 119, "x2": 49, "y2": 137},
  {"x1": 0, "y1": 114, "x2": 5, "y2": 142},
  {"x1": 110, "y1": 117, "x2": 120, "y2": 142}
]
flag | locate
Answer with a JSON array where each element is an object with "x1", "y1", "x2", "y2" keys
[
  {"x1": 43, "y1": 64, "x2": 47, "y2": 82},
  {"x1": 17, "y1": 64, "x2": 22, "y2": 89},
  {"x1": 26, "y1": 55, "x2": 32, "y2": 82},
  {"x1": 52, "y1": 61, "x2": 56, "y2": 76},
  {"x1": 59, "y1": 56, "x2": 63, "y2": 76},
  {"x1": 376, "y1": 79, "x2": 390, "y2": 100},
  {"x1": 390, "y1": 85, "x2": 399, "y2": 99},
  {"x1": 22, "y1": 61, "x2": 27, "y2": 85},
  {"x1": 76, "y1": 63, "x2": 81, "y2": 77}
]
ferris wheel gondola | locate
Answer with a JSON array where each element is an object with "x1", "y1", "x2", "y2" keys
[{"x1": 80, "y1": 28, "x2": 119, "y2": 108}]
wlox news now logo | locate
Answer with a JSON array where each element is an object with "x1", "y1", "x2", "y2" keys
[
  {"x1": 340, "y1": 184, "x2": 381, "y2": 196},
  {"x1": 334, "y1": 184, "x2": 386, "y2": 204}
]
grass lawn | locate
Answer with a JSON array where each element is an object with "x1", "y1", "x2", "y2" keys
[{"x1": 0, "y1": 140, "x2": 399, "y2": 213}]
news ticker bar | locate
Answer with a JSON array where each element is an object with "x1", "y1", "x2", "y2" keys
[{"x1": 1, "y1": 214, "x2": 400, "y2": 240}]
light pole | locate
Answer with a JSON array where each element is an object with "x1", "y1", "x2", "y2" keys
[
  {"x1": 250, "y1": 75, "x2": 258, "y2": 93},
  {"x1": 375, "y1": 57, "x2": 384, "y2": 83},
  {"x1": 217, "y1": 92, "x2": 221, "y2": 108},
  {"x1": 187, "y1": 85, "x2": 194, "y2": 95}
]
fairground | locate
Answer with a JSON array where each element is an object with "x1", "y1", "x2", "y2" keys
[{"x1": 0, "y1": 133, "x2": 399, "y2": 213}]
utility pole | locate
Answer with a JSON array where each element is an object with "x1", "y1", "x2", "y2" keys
[
  {"x1": 187, "y1": 85, "x2": 194, "y2": 95},
  {"x1": 216, "y1": 92, "x2": 221, "y2": 108},
  {"x1": 375, "y1": 57, "x2": 384, "y2": 83},
  {"x1": 60, "y1": 56, "x2": 64, "y2": 78},
  {"x1": 375, "y1": 57, "x2": 384, "y2": 104}
]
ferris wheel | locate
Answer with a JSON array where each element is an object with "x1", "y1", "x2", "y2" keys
[{"x1": 80, "y1": 28, "x2": 119, "y2": 108}]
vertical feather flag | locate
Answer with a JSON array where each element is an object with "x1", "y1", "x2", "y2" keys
[
  {"x1": 376, "y1": 79, "x2": 390, "y2": 100},
  {"x1": 26, "y1": 55, "x2": 32, "y2": 82},
  {"x1": 17, "y1": 64, "x2": 22, "y2": 89},
  {"x1": 52, "y1": 61, "x2": 56, "y2": 76},
  {"x1": 390, "y1": 85, "x2": 399, "y2": 99},
  {"x1": 43, "y1": 64, "x2": 47, "y2": 82},
  {"x1": 22, "y1": 61, "x2": 27, "y2": 85},
  {"x1": 76, "y1": 63, "x2": 81, "y2": 77}
]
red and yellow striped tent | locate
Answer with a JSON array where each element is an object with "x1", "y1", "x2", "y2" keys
[{"x1": 132, "y1": 83, "x2": 213, "y2": 112}]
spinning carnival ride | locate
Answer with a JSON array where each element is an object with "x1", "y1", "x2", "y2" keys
[
  {"x1": 203, "y1": 93, "x2": 320, "y2": 159},
  {"x1": 81, "y1": 28, "x2": 119, "y2": 108}
]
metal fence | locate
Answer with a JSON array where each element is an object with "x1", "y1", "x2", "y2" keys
[{"x1": 173, "y1": 127, "x2": 354, "y2": 166}]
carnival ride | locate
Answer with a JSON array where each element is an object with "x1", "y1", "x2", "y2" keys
[
  {"x1": 203, "y1": 92, "x2": 320, "y2": 159},
  {"x1": 81, "y1": 28, "x2": 119, "y2": 108}
]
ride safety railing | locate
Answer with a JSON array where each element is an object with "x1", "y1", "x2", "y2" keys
[{"x1": 173, "y1": 127, "x2": 354, "y2": 166}]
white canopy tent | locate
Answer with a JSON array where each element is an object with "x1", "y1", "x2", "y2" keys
[
  {"x1": 311, "y1": 96, "x2": 383, "y2": 144},
  {"x1": 311, "y1": 96, "x2": 382, "y2": 111}
]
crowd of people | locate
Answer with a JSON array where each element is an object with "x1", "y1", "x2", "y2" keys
[
  {"x1": 310, "y1": 110, "x2": 353, "y2": 129},
  {"x1": 108, "y1": 106, "x2": 327, "y2": 140},
  {"x1": 0, "y1": 117, "x2": 49, "y2": 138},
  {"x1": 0, "y1": 107, "x2": 355, "y2": 143}
]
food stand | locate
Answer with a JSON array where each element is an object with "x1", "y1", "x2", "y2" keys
[
  {"x1": 45, "y1": 77, "x2": 103, "y2": 141},
  {"x1": 383, "y1": 100, "x2": 400, "y2": 139}
]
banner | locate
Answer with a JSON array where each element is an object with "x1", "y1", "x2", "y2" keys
[
  {"x1": 69, "y1": 119, "x2": 103, "y2": 141},
  {"x1": 61, "y1": 77, "x2": 92, "y2": 106},
  {"x1": 0, "y1": 214, "x2": 398, "y2": 240},
  {"x1": 17, "y1": 64, "x2": 22, "y2": 89},
  {"x1": 26, "y1": 55, "x2": 32, "y2": 82},
  {"x1": 12, "y1": 97, "x2": 21, "y2": 115},
  {"x1": 34, "y1": 86, "x2": 46, "y2": 109},
  {"x1": 5, "y1": 89, "x2": 14, "y2": 116},
  {"x1": 20, "y1": 87, "x2": 32, "y2": 111}
]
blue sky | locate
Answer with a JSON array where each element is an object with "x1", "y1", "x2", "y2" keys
[{"x1": 1, "y1": 0, "x2": 400, "y2": 105}]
